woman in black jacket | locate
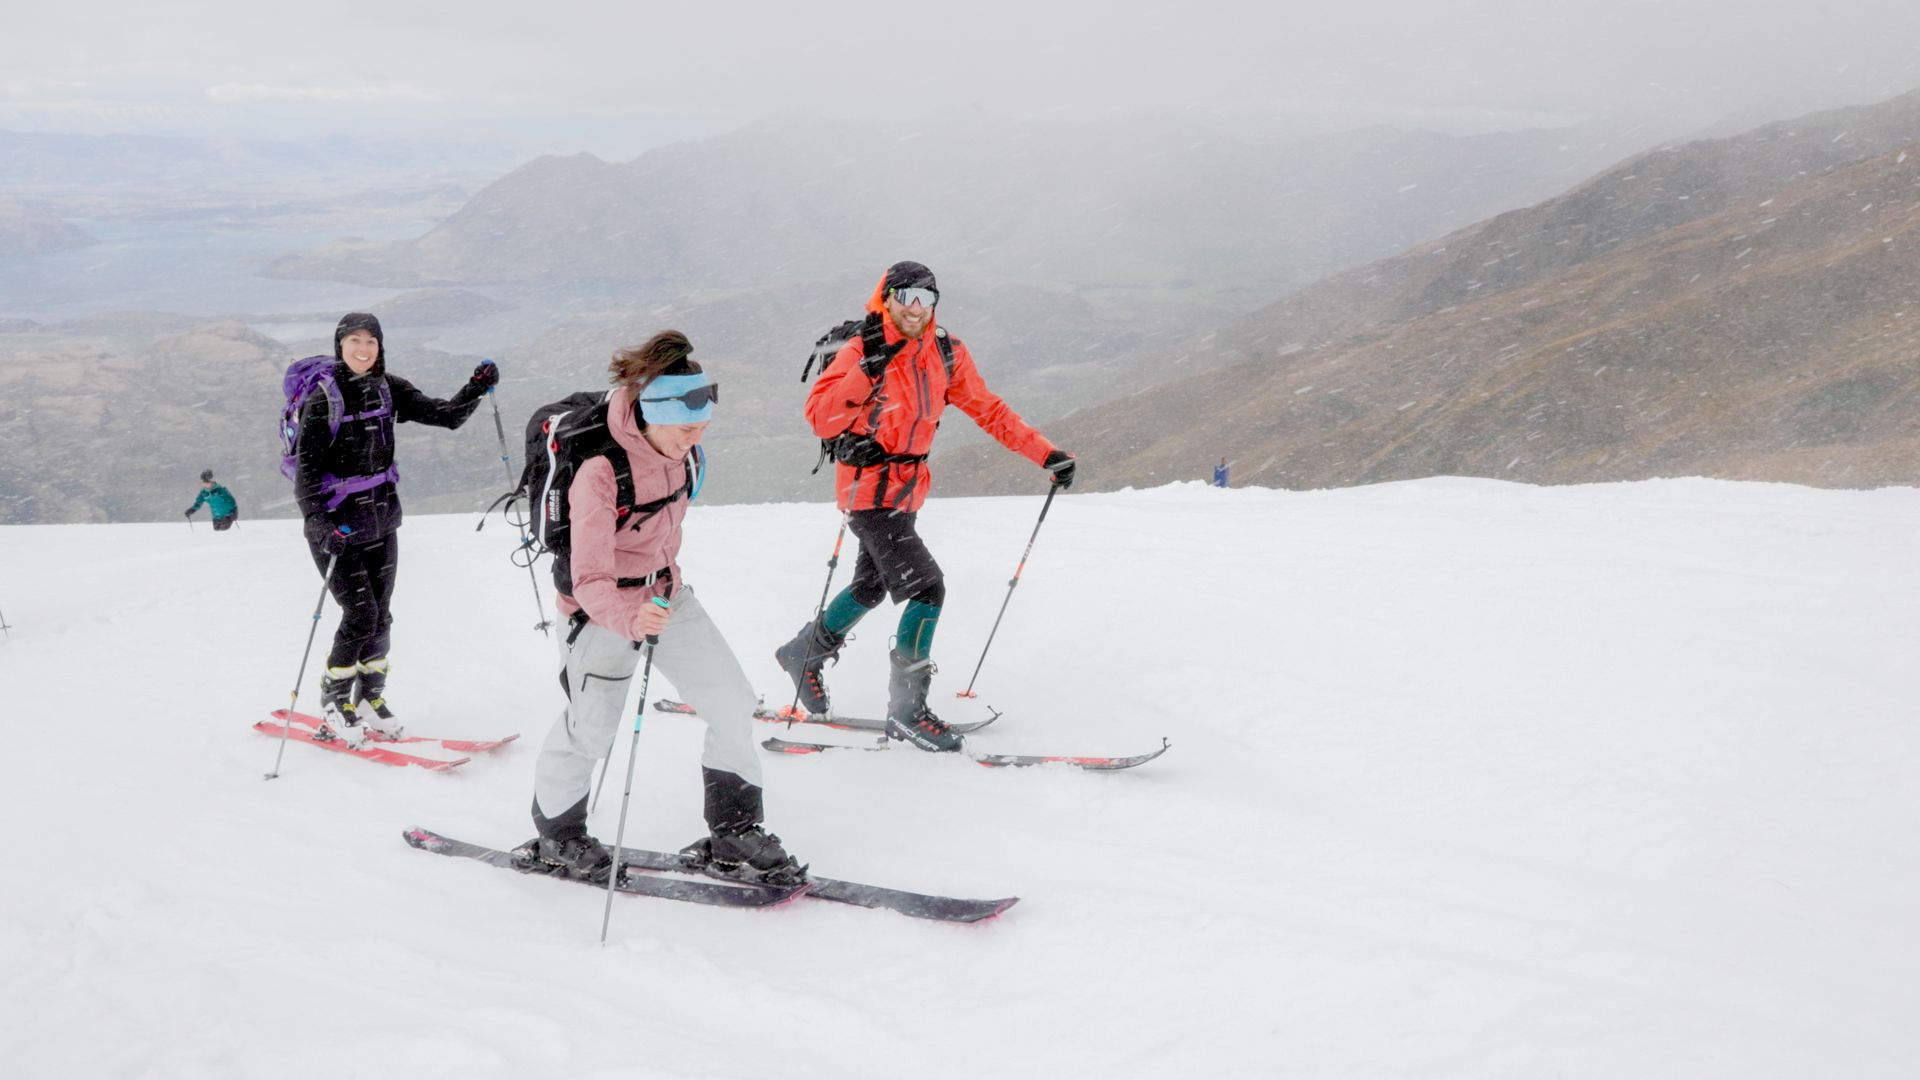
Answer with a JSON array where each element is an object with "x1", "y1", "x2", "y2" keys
[{"x1": 293, "y1": 312, "x2": 498, "y2": 746}]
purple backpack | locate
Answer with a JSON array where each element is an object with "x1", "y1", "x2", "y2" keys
[
  {"x1": 279, "y1": 356, "x2": 343, "y2": 481},
  {"x1": 279, "y1": 355, "x2": 396, "y2": 508}
]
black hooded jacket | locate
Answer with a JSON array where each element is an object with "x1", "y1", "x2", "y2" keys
[{"x1": 294, "y1": 358, "x2": 484, "y2": 544}]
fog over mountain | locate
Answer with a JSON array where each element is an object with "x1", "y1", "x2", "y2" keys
[
  {"x1": 262, "y1": 114, "x2": 1647, "y2": 303},
  {"x1": 1188, "y1": 91, "x2": 1920, "y2": 369},
  {"x1": 937, "y1": 92, "x2": 1920, "y2": 495},
  {"x1": 0, "y1": 129, "x2": 522, "y2": 192},
  {"x1": 0, "y1": 113, "x2": 1655, "y2": 522},
  {"x1": 9, "y1": 86, "x2": 1920, "y2": 524}
]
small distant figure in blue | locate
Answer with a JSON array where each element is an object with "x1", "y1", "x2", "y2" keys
[
  {"x1": 187, "y1": 469, "x2": 240, "y2": 530},
  {"x1": 1212, "y1": 458, "x2": 1230, "y2": 488}
]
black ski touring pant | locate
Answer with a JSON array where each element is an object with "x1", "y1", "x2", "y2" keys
[
  {"x1": 846, "y1": 510, "x2": 945, "y2": 608},
  {"x1": 308, "y1": 534, "x2": 399, "y2": 669}
]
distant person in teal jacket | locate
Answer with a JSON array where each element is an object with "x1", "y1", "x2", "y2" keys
[
  {"x1": 187, "y1": 469, "x2": 239, "y2": 531},
  {"x1": 1213, "y1": 458, "x2": 1230, "y2": 488}
]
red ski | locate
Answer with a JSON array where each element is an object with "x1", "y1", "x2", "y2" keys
[
  {"x1": 254, "y1": 717, "x2": 469, "y2": 771},
  {"x1": 271, "y1": 710, "x2": 519, "y2": 753}
]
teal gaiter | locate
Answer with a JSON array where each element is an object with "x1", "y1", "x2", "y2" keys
[
  {"x1": 897, "y1": 600, "x2": 941, "y2": 661},
  {"x1": 822, "y1": 588, "x2": 875, "y2": 637}
]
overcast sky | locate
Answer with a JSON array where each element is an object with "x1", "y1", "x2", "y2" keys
[{"x1": 5, "y1": 0, "x2": 1919, "y2": 157}]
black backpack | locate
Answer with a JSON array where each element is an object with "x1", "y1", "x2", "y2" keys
[
  {"x1": 503, "y1": 390, "x2": 701, "y2": 596},
  {"x1": 803, "y1": 312, "x2": 955, "y2": 473}
]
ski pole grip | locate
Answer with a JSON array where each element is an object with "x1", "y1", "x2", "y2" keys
[{"x1": 643, "y1": 595, "x2": 670, "y2": 646}]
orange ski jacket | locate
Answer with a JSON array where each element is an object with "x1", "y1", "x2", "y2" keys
[{"x1": 804, "y1": 278, "x2": 1055, "y2": 512}]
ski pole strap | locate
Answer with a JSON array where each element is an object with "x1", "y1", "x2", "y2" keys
[{"x1": 319, "y1": 465, "x2": 399, "y2": 511}]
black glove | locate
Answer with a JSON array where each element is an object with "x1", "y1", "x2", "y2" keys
[
  {"x1": 470, "y1": 359, "x2": 500, "y2": 391},
  {"x1": 859, "y1": 340, "x2": 904, "y2": 381},
  {"x1": 184, "y1": 508, "x2": 195, "y2": 517},
  {"x1": 1044, "y1": 449, "x2": 1076, "y2": 489},
  {"x1": 305, "y1": 514, "x2": 351, "y2": 555}
]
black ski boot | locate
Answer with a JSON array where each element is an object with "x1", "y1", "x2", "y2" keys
[
  {"x1": 774, "y1": 617, "x2": 845, "y2": 717},
  {"x1": 316, "y1": 665, "x2": 366, "y2": 748},
  {"x1": 353, "y1": 656, "x2": 403, "y2": 739},
  {"x1": 683, "y1": 828, "x2": 807, "y2": 887},
  {"x1": 524, "y1": 795, "x2": 616, "y2": 881},
  {"x1": 515, "y1": 834, "x2": 614, "y2": 884},
  {"x1": 682, "y1": 767, "x2": 808, "y2": 885},
  {"x1": 884, "y1": 649, "x2": 962, "y2": 752}
]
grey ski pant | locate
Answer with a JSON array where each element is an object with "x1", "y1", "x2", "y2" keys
[{"x1": 531, "y1": 585, "x2": 763, "y2": 826}]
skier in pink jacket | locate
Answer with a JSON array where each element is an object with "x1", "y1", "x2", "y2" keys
[{"x1": 521, "y1": 330, "x2": 805, "y2": 886}]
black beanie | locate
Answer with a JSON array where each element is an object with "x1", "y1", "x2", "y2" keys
[
  {"x1": 200, "y1": 469, "x2": 214, "y2": 483},
  {"x1": 334, "y1": 312, "x2": 384, "y2": 360},
  {"x1": 883, "y1": 260, "x2": 937, "y2": 293}
]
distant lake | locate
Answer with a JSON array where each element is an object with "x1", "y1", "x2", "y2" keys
[{"x1": 0, "y1": 213, "x2": 427, "y2": 322}]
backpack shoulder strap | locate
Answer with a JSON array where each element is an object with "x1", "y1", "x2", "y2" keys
[
  {"x1": 314, "y1": 372, "x2": 346, "y2": 440},
  {"x1": 934, "y1": 326, "x2": 955, "y2": 380},
  {"x1": 570, "y1": 404, "x2": 639, "y2": 524},
  {"x1": 625, "y1": 446, "x2": 698, "y2": 523},
  {"x1": 609, "y1": 455, "x2": 638, "y2": 526}
]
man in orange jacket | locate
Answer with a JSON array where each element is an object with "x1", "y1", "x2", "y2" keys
[{"x1": 776, "y1": 260, "x2": 1075, "y2": 751}]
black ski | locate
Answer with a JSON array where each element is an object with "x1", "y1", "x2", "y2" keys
[
  {"x1": 401, "y1": 828, "x2": 806, "y2": 908},
  {"x1": 619, "y1": 848, "x2": 1018, "y2": 924},
  {"x1": 653, "y1": 698, "x2": 1003, "y2": 736},
  {"x1": 762, "y1": 735, "x2": 1171, "y2": 772}
]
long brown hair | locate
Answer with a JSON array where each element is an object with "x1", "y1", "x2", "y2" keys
[{"x1": 610, "y1": 330, "x2": 701, "y2": 389}]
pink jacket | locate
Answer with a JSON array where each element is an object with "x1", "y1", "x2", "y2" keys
[{"x1": 555, "y1": 384, "x2": 690, "y2": 641}]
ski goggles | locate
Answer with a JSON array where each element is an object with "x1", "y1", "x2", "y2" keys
[
  {"x1": 638, "y1": 374, "x2": 717, "y2": 424},
  {"x1": 889, "y1": 286, "x2": 939, "y2": 309}
]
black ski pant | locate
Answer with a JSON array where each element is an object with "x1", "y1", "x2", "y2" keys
[
  {"x1": 308, "y1": 533, "x2": 399, "y2": 669},
  {"x1": 846, "y1": 510, "x2": 946, "y2": 609}
]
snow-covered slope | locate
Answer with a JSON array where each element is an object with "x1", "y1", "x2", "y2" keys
[{"x1": 3, "y1": 480, "x2": 1916, "y2": 1078}]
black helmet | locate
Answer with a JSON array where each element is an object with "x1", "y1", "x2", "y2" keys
[{"x1": 200, "y1": 469, "x2": 215, "y2": 483}]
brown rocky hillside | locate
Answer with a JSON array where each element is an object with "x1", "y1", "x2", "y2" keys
[
  {"x1": 942, "y1": 138, "x2": 1920, "y2": 494},
  {"x1": 1184, "y1": 90, "x2": 1920, "y2": 369}
]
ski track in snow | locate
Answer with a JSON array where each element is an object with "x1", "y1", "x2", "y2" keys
[{"x1": 3, "y1": 478, "x2": 1918, "y2": 1078}]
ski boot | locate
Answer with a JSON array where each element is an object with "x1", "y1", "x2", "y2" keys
[
  {"x1": 681, "y1": 828, "x2": 807, "y2": 887},
  {"x1": 316, "y1": 665, "x2": 367, "y2": 748},
  {"x1": 515, "y1": 834, "x2": 614, "y2": 884},
  {"x1": 884, "y1": 649, "x2": 962, "y2": 752},
  {"x1": 684, "y1": 767, "x2": 808, "y2": 885},
  {"x1": 773, "y1": 617, "x2": 845, "y2": 718},
  {"x1": 353, "y1": 656, "x2": 403, "y2": 740}
]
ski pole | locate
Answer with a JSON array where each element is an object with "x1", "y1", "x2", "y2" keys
[
  {"x1": 956, "y1": 482, "x2": 1060, "y2": 699},
  {"x1": 782, "y1": 513, "x2": 850, "y2": 727},
  {"x1": 591, "y1": 597, "x2": 670, "y2": 811},
  {"x1": 601, "y1": 596, "x2": 669, "y2": 944},
  {"x1": 266, "y1": 547, "x2": 341, "y2": 780},
  {"x1": 480, "y1": 376, "x2": 552, "y2": 635},
  {"x1": 186, "y1": 513, "x2": 196, "y2": 532},
  {"x1": 1, "y1": 602, "x2": 11, "y2": 638}
]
